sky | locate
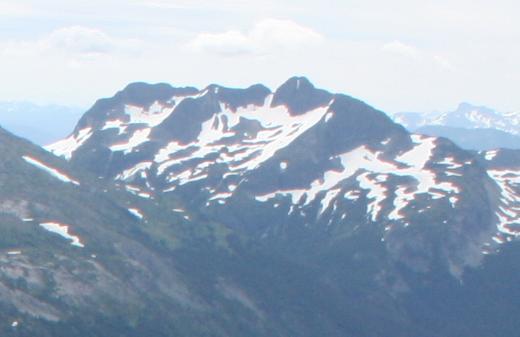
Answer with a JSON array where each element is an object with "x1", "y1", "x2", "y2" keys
[{"x1": 0, "y1": 0, "x2": 519, "y2": 114}]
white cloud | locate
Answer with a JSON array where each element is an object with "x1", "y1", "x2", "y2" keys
[
  {"x1": 382, "y1": 41, "x2": 420, "y2": 59},
  {"x1": 42, "y1": 26, "x2": 115, "y2": 54},
  {"x1": 381, "y1": 40, "x2": 457, "y2": 72},
  {"x1": 1, "y1": 26, "x2": 141, "y2": 62},
  {"x1": 41, "y1": 26, "x2": 140, "y2": 55},
  {"x1": 187, "y1": 19, "x2": 322, "y2": 56},
  {"x1": 0, "y1": 25, "x2": 143, "y2": 76},
  {"x1": 251, "y1": 19, "x2": 322, "y2": 47},
  {"x1": 0, "y1": 0, "x2": 518, "y2": 113},
  {"x1": 188, "y1": 30, "x2": 253, "y2": 56}
]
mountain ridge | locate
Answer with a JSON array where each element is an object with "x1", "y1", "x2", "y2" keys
[
  {"x1": 394, "y1": 102, "x2": 519, "y2": 135},
  {"x1": 0, "y1": 77, "x2": 516, "y2": 336},
  {"x1": 416, "y1": 125, "x2": 520, "y2": 150},
  {"x1": 46, "y1": 77, "x2": 519, "y2": 276},
  {"x1": 393, "y1": 103, "x2": 520, "y2": 150}
]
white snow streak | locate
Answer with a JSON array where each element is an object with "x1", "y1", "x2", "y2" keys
[
  {"x1": 116, "y1": 162, "x2": 152, "y2": 181},
  {"x1": 488, "y1": 169, "x2": 520, "y2": 236},
  {"x1": 128, "y1": 208, "x2": 144, "y2": 220},
  {"x1": 40, "y1": 222, "x2": 84, "y2": 247},
  {"x1": 485, "y1": 150, "x2": 499, "y2": 161},
  {"x1": 22, "y1": 156, "x2": 80, "y2": 185}
]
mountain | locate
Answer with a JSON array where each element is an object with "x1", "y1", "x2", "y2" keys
[
  {"x1": 0, "y1": 125, "x2": 269, "y2": 336},
  {"x1": 416, "y1": 125, "x2": 520, "y2": 150},
  {"x1": 393, "y1": 103, "x2": 519, "y2": 150},
  {"x1": 395, "y1": 102, "x2": 519, "y2": 135},
  {"x1": 47, "y1": 78, "x2": 518, "y2": 266},
  {"x1": 3, "y1": 119, "x2": 381, "y2": 337},
  {"x1": 0, "y1": 101, "x2": 83, "y2": 145},
  {"x1": 4, "y1": 77, "x2": 519, "y2": 336}
]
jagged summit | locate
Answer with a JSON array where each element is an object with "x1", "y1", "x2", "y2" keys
[
  {"x1": 74, "y1": 82, "x2": 199, "y2": 132},
  {"x1": 272, "y1": 76, "x2": 333, "y2": 115},
  {"x1": 205, "y1": 83, "x2": 272, "y2": 111}
]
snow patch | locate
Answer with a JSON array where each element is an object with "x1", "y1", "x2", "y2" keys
[
  {"x1": 395, "y1": 135, "x2": 436, "y2": 168},
  {"x1": 388, "y1": 186, "x2": 411, "y2": 220},
  {"x1": 125, "y1": 185, "x2": 152, "y2": 199},
  {"x1": 124, "y1": 94, "x2": 198, "y2": 127},
  {"x1": 381, "y1": 138, "x2": 391, "y2": 146},
  {"x1": 485, "y1": 150, "x2": 498, "y2": 161},
  {"x1": 23, "y1": 156, "x2": 80, "y2": 185},
  {"x1": 116, "y1": 162, "x2": 152, "y2": 181},
  {"x1": 110, "y1": 128, "x2": 151, "y2": 154},
  {"x1": 320, "y1": 189, "x2": 341, "y2": 215},
  {"x1": 45, "y1": 127, "x2": 92, "y2": 160},
  {"x1": 128, "y1": 208, "x2": 144, "y2": 220},
  {"x1": 324, "y1": 112, "x2": 334, "y2": 122},
  {"x1": 488, "y1": 169, "x2": 520, "y2": 236},
  {"x1": 255, "y1": 189, "x2": 306, "y2": 205},
  {"x1": 437, "y1": 157, "x2": 463, "y2": 169},
  {"x1": 40, "y1": 222, "x2": 84, "y2": 247},
  {"x1": 357, "y1": 173, "x2": 388, "y2": 221},
  {"x1": 7, "y1": 251, "x2": 21, "y2": 255},
  {"x1": 344, "y1": 190, "x2": 360, "y2": 201},
  {"x1": 102, "y1": 119, "x2": 127, "y2": 135}
]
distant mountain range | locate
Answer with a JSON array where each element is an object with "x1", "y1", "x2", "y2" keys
[
  {"x1": 0, "y1": 78, "x2": 518, "y2": 336},
  {"x1": 0, "y1": 102, "x2": 83, "y2": 145},
  {"x1": 393, "y1": 103, "x2": 520, "y2": 150},
  {"x1": 416, "y1": 125, "x2": 520, "y2": 150}
]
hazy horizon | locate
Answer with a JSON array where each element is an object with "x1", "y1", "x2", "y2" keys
[{"x1": 1, "y1": 0, "x2": 519, "y2": 115}]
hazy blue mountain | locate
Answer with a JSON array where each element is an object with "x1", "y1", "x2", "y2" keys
[
  {"x1": 0, "y1": 101, "x2": 84, "y2": 145},
  {"x1": 393, "y1": 103, "x2": 519, "y2": 150},
  {"x1": 394, "y1": 102, "x2": 519, "y2": 135},
  {"x1": 416, "y1": 125, "x2": 520, "y2": 150}
]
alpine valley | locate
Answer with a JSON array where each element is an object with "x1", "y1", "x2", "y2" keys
[{"x1": 0, "y1": 77, "x2": 518, "y2": 336}]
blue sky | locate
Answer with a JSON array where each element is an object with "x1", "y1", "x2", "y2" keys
[{"x1": 0, "y1": 0, "x2": 519, "y2": 114}]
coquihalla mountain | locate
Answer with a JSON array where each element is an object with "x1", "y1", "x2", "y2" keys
[{"x1": 0, "y1": 77, "x2": 518, "y2": 337}]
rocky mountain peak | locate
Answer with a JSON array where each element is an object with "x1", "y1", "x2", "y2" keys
[{"x1": 272, "y1": 76, "x2": 333, "y2": 115}]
